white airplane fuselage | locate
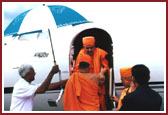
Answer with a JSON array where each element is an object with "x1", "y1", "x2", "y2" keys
[{"x1": 3, "y1": 23, "x2": 165, "y2": 111}]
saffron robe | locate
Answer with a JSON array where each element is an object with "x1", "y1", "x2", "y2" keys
[
  {"x1": 63, "y1": 72, "x2": 100, "y2": 111},
  {"x1": 73, "y1": 48, "x2": 109, "y2": 110},
  {"x1": 74, "y1": 48, "x2": 109, "y2": 73},
  {"x1": 115, "y1": 87, "x2": 132, "y2": 110}
]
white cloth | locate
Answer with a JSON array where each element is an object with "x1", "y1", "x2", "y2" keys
[{"x1": 10, "y1": 78, "x2": 40, "y2": 111}]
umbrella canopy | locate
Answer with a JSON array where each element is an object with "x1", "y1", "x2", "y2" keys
[{"x1": 4, "y1": 5, "x2": 90, "y2": 36}]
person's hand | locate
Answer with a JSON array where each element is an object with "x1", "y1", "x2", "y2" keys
[
  {"x1": 112, "y1": 108, "x2": 119, "y2": 111},
  {"x1": 130, "y1": 81, "x2": 137, "y2": 92},
  {"x1": 50, "y1": 65, "x2": 59, "y2": 74},
  {"x1": 100, "y1": 67, "x2": 107, "y2": 74},
  {"x1": 110, "y1": 96, "x2": 119, "y2": 103}
]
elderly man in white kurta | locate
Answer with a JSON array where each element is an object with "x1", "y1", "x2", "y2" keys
[{"x1": 10, "y1": 64, "x2": 59, "y2": 111}]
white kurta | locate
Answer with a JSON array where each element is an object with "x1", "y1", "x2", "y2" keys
[{"x1": 10, "y1": 78, "x2": 39, "y2": 111}]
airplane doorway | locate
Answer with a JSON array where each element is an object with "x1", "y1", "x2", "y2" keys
[
  {"x1": 69, "y1": 28, "x2": 115, "y2": 110},
  {"x1": 70, "y1": 28, "x2": 114, "y2": 73}
]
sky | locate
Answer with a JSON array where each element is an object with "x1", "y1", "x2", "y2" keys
[{"x1": 2, "y1": 2, "x2": 166, "y2": 82}]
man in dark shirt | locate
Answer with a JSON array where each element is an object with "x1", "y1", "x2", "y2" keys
[{"x1": 119, "y1": 64, "x2": 162, "y2": 111}]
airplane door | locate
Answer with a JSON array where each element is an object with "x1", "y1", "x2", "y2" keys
[{"x1": 69, "y1": 27, "x2": 115, "y2": 110}]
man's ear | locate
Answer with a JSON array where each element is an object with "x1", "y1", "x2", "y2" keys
[
  {"x1": 86, "y1": 67, "x2": 90, "y2": 72},
  {"x1": 132, "y1": 76, "x2": 136, "y2": 81}
]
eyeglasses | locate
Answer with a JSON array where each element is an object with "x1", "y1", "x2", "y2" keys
[
  {"x1": 85, "y1": 46, "x2": 94, "y2": 50},
  {"x1": 121, "y1": 76, "x2": 132, "y2": 81}
]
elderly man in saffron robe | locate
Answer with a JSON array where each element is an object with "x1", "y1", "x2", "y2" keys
[
  {"x1": 63, "y1": 54, "x2": 107, "y2": 111},
  {"x1": 73, "y1": 36, "x2": 110, "y2": 110}
]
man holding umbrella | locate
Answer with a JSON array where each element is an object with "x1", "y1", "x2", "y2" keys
[{"x1": 10, "y1": 64, "x2": 66, "y2": 111}]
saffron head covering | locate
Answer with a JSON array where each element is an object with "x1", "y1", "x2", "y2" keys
[
  {"x1": 78, "y1": 54, "x2": 92, "y2": 65},
  {"x1": 82, "y1": 36, "x2": 95, "y2": 47},
  {"x1": 120, "y1": 67, "x2": 132, "y2": 78}
]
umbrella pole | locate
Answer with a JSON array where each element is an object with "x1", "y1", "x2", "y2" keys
[{"x1": 48, "y1": 29, "x2": 56, "y2": 66}]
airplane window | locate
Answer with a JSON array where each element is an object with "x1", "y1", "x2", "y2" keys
[
  {"x1": 18, "y1": 32, "x2": 49, "y2": 41},
  {"x1": 18, "y1": 33, "x2": 38, "y2": 41}
]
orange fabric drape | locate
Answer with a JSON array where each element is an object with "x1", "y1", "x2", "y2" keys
[
  {"x1": 73, "y1": 48, "x2": 109, "y2": 110},
  {"x1": 74, "y1": 48, "x2": 109, "y2": 73},
  {"x1": 116, "y1": 87, "x2": 132, "y2": 110},
  {"x1": 63, "y1": 72, "x2": 100, "y2": 111}
]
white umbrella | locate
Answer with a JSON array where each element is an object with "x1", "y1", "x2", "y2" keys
[
  {"x1": 4, "y1": 4, "x2": 90, "y2": 65},
  {"x1": 4, "y1": 4, "x2": 90, "y2": 36}
]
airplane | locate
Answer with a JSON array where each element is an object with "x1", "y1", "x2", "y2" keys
[{"x1": 2, "y1": 2, "x2": 165, "y2": 112}]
